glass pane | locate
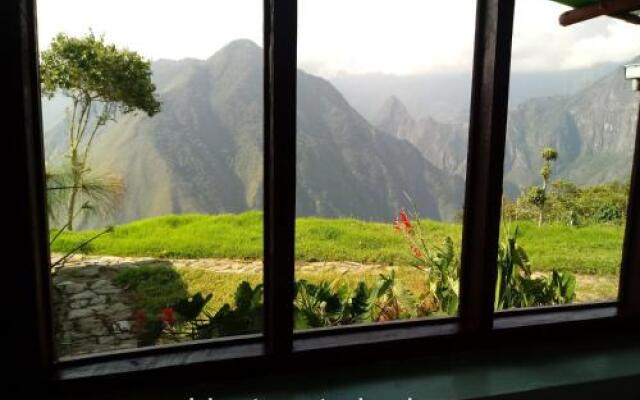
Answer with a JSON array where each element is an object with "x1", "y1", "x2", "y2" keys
[
  {"x1": 497, "y1": 1, "x2": 640, "y2": 310},
  {"x1": 39, "y1": 0, "x2": 264, "y2": 358},
  {"x1": 294, "y1": 0, "x2": 477, "y2": 329}
]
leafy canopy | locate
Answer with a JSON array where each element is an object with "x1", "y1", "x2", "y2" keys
[{"x1": 40, "y1": 32, "x2": 160, "y2": 116}]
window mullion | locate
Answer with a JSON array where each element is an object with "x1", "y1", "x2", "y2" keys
[
  {"x1": 459, "y1": 0, "x2": 515, "y2": 334},
  {"x1": 263, "y1": 0, "x2": 297, "y2": 357},
  {"x1": 619, "y1": 105, "x2": 640, "y2": 318},
  {"x1": 5, "y1": 0, "x2": 55, "y2": 390}
]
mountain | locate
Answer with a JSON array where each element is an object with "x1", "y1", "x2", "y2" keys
[
  {"x1": 44, "y1": 39, "x2": 635, "y2": 227},
  {"x1": 330, "y1": 63, "x2": 618, "y2": 122},
  {"x1": 375, "y1": 96, "x2": 468, "y2": 177},
  {"x1": 503, "y1": 62, "x2": 639, "y2": 193},
  {"x1": 373, "y1": 61, "x2": 639, "y2": 199},
  {"x1": 43, "y1": 40, "x2": 464, "y2": 227}
]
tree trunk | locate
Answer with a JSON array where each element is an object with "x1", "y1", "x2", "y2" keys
[
  {"x1": 66, "y1": 149, "x2": 80, "y2": 231},
  {"x1": 538, "y1": 209, "x2": 543, "y2": 227}
]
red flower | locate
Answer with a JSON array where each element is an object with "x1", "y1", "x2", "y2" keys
[
  {"x1": 399, "y1": 209, "x2": 411, "y2": 228},
  {"x1": 134, "y1": 309, "x2": 146, "y2": 324},
  {"x1": 160, "y1": 307, "x2": 176, "y2": 326},
  {"x1": 412, "y1": 246, "x2": 422, "y2": 258}
]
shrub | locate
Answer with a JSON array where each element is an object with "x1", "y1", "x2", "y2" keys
[
  {"x1": 504, "y1": 180, "x2": 629, "y2": 226},
  {"x1": 495, "y1": 226, "x2": 575, "y2": 310},
  {"x1": 133, "y1": 282, "x2": 262, "y2": 346},
  {"x1": 596, "y1": 203, "x2": 624, "y2": 223},
  {"x1": 294, "y1": 280, "x2": 371, "y2": 328}
]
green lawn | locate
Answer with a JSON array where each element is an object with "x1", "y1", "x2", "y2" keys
[{"x1": 52, "y1": 211, "x2": 625, "y2": 276}]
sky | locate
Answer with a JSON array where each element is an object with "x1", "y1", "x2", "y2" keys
[{"x1": 37, "y1": 0, "x2": 640, "y2": 77}]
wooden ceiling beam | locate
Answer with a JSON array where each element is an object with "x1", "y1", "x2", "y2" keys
[{"x1": 559, "y1": 0, "x2": 640, "y2": 26}]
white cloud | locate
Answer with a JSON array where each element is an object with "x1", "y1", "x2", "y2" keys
[
  {"x1": 37, "y1": 0, "x2": 640, "y2": 76},
  {"x1": 512, "y1": 1, "x2": 640, "y2": 71}
]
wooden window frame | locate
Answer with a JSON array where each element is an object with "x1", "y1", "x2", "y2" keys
[{"x1": 5, "y1": 0, "x2": 640, "y2": 389}]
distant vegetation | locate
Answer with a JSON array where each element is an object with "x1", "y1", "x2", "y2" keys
[
  {"x1": 505, "y1": 179, "x2": 629, "y2": 227},
  {"x1": 502, "y1": 145, "x2": 629, "y2": 228}
]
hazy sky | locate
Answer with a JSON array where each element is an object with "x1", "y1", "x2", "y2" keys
[{"x1": 37, "y1": 0, "x2": 640, "y2": 76}]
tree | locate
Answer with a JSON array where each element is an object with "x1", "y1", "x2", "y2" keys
[
  {"x1": 45, "y1": 166, "x2": 124, "y2": 229},
  {"x1": 540, "y1": 147, "x2": 558, "y2": 191},
  {"x1": 40, "y1": 32, "x2": 160, "y2": 230},
  {"x1": 527, "y1": 147, "x2": 558, "y2": 226}
]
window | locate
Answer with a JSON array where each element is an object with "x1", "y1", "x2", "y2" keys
[
  {"x1": 294, "y1": 0, "x2": 476, "y2": 330},
  {"x1": 498, "y1": 0, "x2": 640, "y2": 310},
  {"x1": 7, "y1": 0, "x2": 640, "y2": 385},
  {"x1": 38, "y1": 0, "x2": 265, "y2": 358}
]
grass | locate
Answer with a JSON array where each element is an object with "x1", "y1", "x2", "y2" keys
[
  {"x1": 52, "y1": 211, "x2": 625, "y2": 276},
  {"x1": 78, "y1": 212, "x2": 623, "y2": 314},
  {"x1": 113, "y1": 263, "x2": 433, "y2": 315}
]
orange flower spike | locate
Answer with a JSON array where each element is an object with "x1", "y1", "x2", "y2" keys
[
  {"x1": 412, "y1": 245, "x2": 422, "y2": 258},
  {"x1": 399, "y1": 209, "x2": 412, "y2": 230}
]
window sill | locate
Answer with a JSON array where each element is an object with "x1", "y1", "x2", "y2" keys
[
  {"x1": 56, "y1": 320, "x2": 640, "y2": 400},
  {"x1": 57, "y1": 336, "x2": 264, "y2": 381},
  {"x1": 55, "y1": 304, "x2": 625, "y2": 383}
]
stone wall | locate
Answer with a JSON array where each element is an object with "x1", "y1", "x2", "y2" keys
[{"x1": 52, "y1": 262, "x2": 138, "y2": 358}]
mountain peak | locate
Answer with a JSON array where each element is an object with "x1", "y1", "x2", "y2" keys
[
  {"x1": 374, "y1": 95, "x2": 415, "y2": 136},
  {"x1": 379, "y1": 96, "x2": 412, "y2": 119},
  {"x1": 208, "y1": 39, "x2": 261, "y2": 63},
  {"x1": 222, "y1": 38, "x2": 261, "y2": 51}
]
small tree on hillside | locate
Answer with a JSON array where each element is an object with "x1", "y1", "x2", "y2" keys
[
  {"x1": 41, "y1": 32, "x2": 160, "y2": 230},
  {"x1": 527, "y1": 147, "x2": 558, "y2": 227}
]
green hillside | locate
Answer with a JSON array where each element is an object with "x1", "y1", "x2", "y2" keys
[{"x1": 52, "y1": 212, "x2": 625, "y2": 276}]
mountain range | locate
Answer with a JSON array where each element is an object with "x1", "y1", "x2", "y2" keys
[
  {"x1": 374, "y1": 59, "x2": 639, "y2": 198},
  {"x1": 43, "y1": 40, "x2": 463, "y2": 226},
  {"x1": 42, "y1": 40, "x2": 639, "y2": 227}
]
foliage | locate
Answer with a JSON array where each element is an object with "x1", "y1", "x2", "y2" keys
[
  {"x1": 504, "y1": 180, "x2": 629, "y2": 226},
  {"x1": 541, "y1": 147, "x2": 558, "y2": 162},
  {"x1": 393, "y1": 208, "x2": 459, "y2": 316},
  {"x1": 294, "y1": 279, "x2": 371, "y2": 328},
  {"x1": 133, "y1": 282, "x2": 263, "y2": 346},
  {"x1": 525, "y1": 147, "x2": 559, "y2": 226},
  {"x1": 46, "y1": 167, "x2": 124, "y2": 226},
  {"x1": 526, "y1": 186, "x2": 546, "y2": 209},
  {"x1": 40, "y1": 32, "x2": 160, "y2": 115},
  {"x1": 371, "y1": 270, "x2": 419, "y2": 321},
  {"x1": 40, "y1": 32, "x2": 160, "y2": 230},
  {"x1": 495, "y1": 226, "x2": 576, "y2": 310},
  {"x1": 198, "y1": 282, "x2": 263, "y2": 338},
  {"x1": 46, "y1": 165, "x2": 118, "y2": 272},
  {"x1": 596, "y1": 203, "x2": 624, "y2": 223},
  {"x1": 114, "y1": 264, "x2": 190, "y2": 315}
]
